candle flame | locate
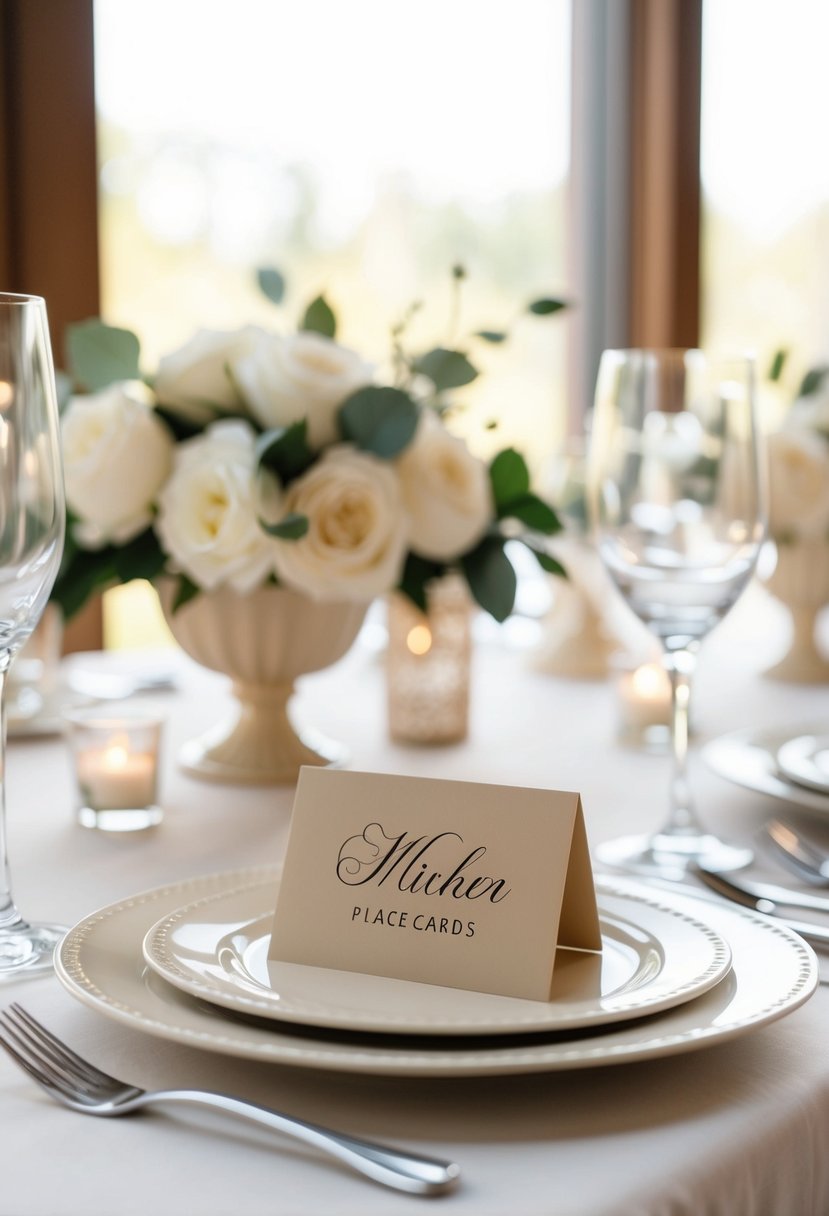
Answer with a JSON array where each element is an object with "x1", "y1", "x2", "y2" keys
[
  {"x1": 632, "y1": 663, "x2": 664, "y2": 697},
  {"x1": 406, "y1": 624, "x2": 432, "y2": 656},
  {"x1": 103, "y1": 735, "x2": 131, "y2": 771}
]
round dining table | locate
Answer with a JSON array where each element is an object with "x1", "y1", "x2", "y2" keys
[{"x1": 2, "y1": 587, "x2": 828, "y2": 1216}]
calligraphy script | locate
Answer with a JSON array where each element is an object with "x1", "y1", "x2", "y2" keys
[{"x1": 336, "y1": 823, "x2": 511, "y2": 903}]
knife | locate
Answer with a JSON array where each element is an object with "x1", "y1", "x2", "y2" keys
[{"x1": 693, "y1": 864, "x2": 829, "y2": 947}]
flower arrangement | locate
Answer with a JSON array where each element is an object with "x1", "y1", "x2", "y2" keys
[
  {"x1": 53, "y1": 268, "x2": 566, "y2": 623},
  {"x1": 765, "y1": 352, "x2": 829, "y2": 545}
]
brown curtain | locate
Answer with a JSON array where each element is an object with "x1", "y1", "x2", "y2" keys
[{"x1": 0, "y1": 0, "x2": 103, "y2": 649}]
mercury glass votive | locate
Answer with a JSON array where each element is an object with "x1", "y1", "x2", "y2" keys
[
  {"x1": 64, "y1": 709, "x2": 164, "y2": 832},
  {"x1": 387, "y1": 574, "x2": 471, "y2": 745}
]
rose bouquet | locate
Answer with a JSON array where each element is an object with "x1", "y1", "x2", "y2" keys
[{"x1": 53, "y1": 269, "x2": 566, "y2": 624}]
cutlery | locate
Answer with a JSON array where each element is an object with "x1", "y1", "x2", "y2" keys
[
  {"x1": 0, "y1": 1005, "x2": 460, "y2": 1197},
  {"x1": 66, "y1": 671, "x2": 177, "y2": 701},
  {"x1": 693, "y1": 871, "x2": 829, "y2": 915},
  {"x1": 693, "y1": 865, "x2": 829, "y2": 947},
  {"x1": 766, "y1": 819, "x2": 829, "y2": 885}
]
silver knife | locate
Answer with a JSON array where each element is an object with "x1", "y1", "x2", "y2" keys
[{"x1": 693, "y1": 864, "x2": 829, "y2": 946}]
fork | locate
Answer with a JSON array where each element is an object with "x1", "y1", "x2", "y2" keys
[
  {"x1": 0, "y1": 1005, "x2": 459, "y2": 1197},
  {"x1": 766, "y1": 819, "x2": 829, "y2": 885}
]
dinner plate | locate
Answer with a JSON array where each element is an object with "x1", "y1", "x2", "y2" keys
[
  {"x1": 141, "y1": 876, "x2": 732, "y2": 1036},
  {"x1": 54, "y1": 869, "x2": 817, "y2": 1077},
  {"x1": 702, "y1": 725, "x2": 829, "y2": 813},
  {"x1": 777, "y1": 735, "x2": 829, "y2": 795}
]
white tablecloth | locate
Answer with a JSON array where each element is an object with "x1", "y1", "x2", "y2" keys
[{"x1": 2, "y1": 590, "x2": 829, "y2": 1216}]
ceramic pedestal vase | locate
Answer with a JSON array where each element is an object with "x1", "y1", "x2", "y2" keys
[
  {"x1": 764, "y1": 539, "x2": 829, "y2": 683},
  {"x1": 157, "y1": 581, "x2": 367, "y2": 785}
]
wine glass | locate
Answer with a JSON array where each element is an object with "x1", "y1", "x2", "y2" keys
[
  {"x1": 0, "y1": 293, "x2": 66, "y2": 977},
  {"x1": 588, "y1": 349, "x2": 764, "y2": 875}
]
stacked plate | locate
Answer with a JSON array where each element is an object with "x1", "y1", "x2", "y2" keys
[
  {"x1": 703, "y1": 724, "x2": 829, "y2": 814},
  {"x1": 54, "y1": 868, "x2": 818, "y2": 1077}
]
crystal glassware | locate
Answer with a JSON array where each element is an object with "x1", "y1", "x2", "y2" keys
[
  {"x1": 588, "y1": 349, "x2": 765, "y2": 875},
  {"x1": 0, "y1": 294, "x2": 66, "y2": 977}
]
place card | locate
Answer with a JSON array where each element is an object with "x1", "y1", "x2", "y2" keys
[{"x1": 269, "y1": 768, "x2": 601, "y2": 1002}]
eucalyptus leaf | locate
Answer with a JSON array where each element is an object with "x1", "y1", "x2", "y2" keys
[
  {"x1": 171, "y1": 574, "x2": 201, "y2": 613},
  {"x1": 498, "y1": 492, "x2": 562, "y2": 534},
  {"x1": 256, "y1": 266, "x2": 286, "y2": 305},
  {"x1": 527, "y1": 297, "x2": 567, "y2": 316},
  {"x1": 50, "y1": 546, "x2": 115, "y2": 620},
  {"x1": 255, "y1": 421, "x2": 314, "y2": 482},
  {"x1": 489, "y1": 448, "x2": 530, "y2": 508},
  {"x1": 411, "y1": 348, "x2": 478, "y2": 392},
  {"x1": 475, "y1": 330, "x2": 508, "y2": 344},
  {"x1": 66, "y1": 319, "x2": 142, "y2": 391},
  {"x1": 461, "y1": 537, "x2": 516, "y2": 623},
  {"x1": 258, "y1": 512, "x2": 309, "y2": 540},
  {"x1": 338, "y1": 386, "x2": 420, "y2": 458},
  {"x1": 54, "y1": 370, "x2": 73, "y2": 413},
  {"x1": 301, "y1": 295, "x2": 337, "y2": 338},
  {"x1": 153, "y1": 404, "x2": 208, "y2": 442}
]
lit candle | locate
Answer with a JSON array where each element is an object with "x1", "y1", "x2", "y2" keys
[
  {"x1": 616, "y1": 660, "x2": 672, "y2": 750},
  {"x1": 65, "y1": 710, "x2": 164, "y2": 831},
  {"x1": 76, "y1": 732, "x2": 158, "y2": 810}
]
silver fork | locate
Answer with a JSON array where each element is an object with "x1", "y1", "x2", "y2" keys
[
  {"x1": 767, "y1": 819, "x2": 829, "y2": 885},
  {"x1": 0, "y1": 1005, "x2": 459, "y2": 1197}
]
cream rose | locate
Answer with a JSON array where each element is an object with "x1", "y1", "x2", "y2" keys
[
  {"x1": 272, "y1": 447, "x2": 407, "y2": 602},
  {"x1": 62, "y1": 383, "x2": 174, "y2": 546},
  {"x1": 154, "y1": 327, "x2": 264, "y2": 424},
  {"x1": 767, "y1": 428, "x2": 829, "y2": 539},
  {"x1": 395, "y1": 410, "x2": 492, "y2": 560},
  {"x1": 155, "y1": 420, "x2": 280, "y2": 593},
  {"x1": 232, "y1": 331, "x2": 373, "y2": 448}
]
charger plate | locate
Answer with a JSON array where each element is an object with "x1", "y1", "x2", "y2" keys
[
  {"x1": 55, "y1": 868, "x2": 817, "y2": 1077},
  {"x1": 777, "y1": 735, "x2": 829, "y2": 795},
  {"x1": 140, "y1": 874, "x2": 731, "y2": 1035},
  {"x1": 703, "y1": 725, "x2": 829, "y2": 813}
]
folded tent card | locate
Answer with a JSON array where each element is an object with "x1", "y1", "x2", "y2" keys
[{"x1": 270, "y1": 768, "x2": 601, "y2": 1002}]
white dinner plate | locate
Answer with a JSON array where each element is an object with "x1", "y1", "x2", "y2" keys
[
  {"x1": 141, "y1": 876, "x2": 731, "y2": 1036},
  {"x1": 55, "y1": 868, "x2": 817, "y2": 1077},
  {"x1": 703, "y1": 725, "x2": 829, "y2": 814},
  {"x1": 777, "y1": 735, "x2": 829, "y2": 795}
]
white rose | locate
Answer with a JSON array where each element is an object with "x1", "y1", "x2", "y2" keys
[
  {"x1": 395, "y1": 410, "x2": 492, "y2": 560},
  {"x1": 155, "y1": 420, "x2": 280, "y2": 594},
  {"x1": 272, "y1": 447, "x2": 407, "y2": 602},
  {"x1": 233, "y1": 331, "x2": 373, "y2": 448},
  {"x1": 62, "y1": 383, "x2": 174, "y2": 546},
  {"x1": 767, "y1": 428, "x2": 829, "y2": 539},
  {"x1": 154, "y1": 327, "x2": 264, "y2": 424}
]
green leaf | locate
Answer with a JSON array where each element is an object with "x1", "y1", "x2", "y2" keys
[
  {"x1": 171, "y1": 574, "x2": 201, "y2": 613},
  {"x1": 411, "y1": 348, "x2": 478, "y2": 392},
  {"x1": 489, "y1": 448, "x2": 530, "y2": 508},
  {"x1": 461, "y1": 537, "x2": 516, "y2": 623},
  {"x1": 768, "y1": 348, "x2": 788, "y2": 382},
  {"x1": 498, "y1": 492, "x2": 562, "y2": 534},
  {"x1": 452, "y1": 263, "x2": 467, "y2": 281},
  {"x1": 153, "y1": 405, "x2": 206, "y2": 441},
  {"x1": 111, "y1": 528, "x2": 167, "y2": 584},
  {"x1": 475, "y1": 330, "x2": 508, "y2": 344},
  {"x1": 397, "y1": 553, "x2": 446, "y2": 613},
  {"x1": 66, "y1": 319, "x2": 141, "y2": 392},
  {"x1": 527, "y1": 297, "x2": 567, "y2": 316},
  {"x1": 259, "y1": 512, "x2": 309, "y2": 540},
  {"x1": 255, "y1": 421, "x2": 314, "y2": 481},
  {"x1": 301, "y1": 295, "x2": 337, "y2": 338},
  {"x1": 338, "y1": 386, "x2": 420, "y2": 458},
  {"x1": 50, "y1": 546, "x2": 115, "y2": 620},
  {"x1": 521, "y1": 535, "x2": 567, "y2": 577},
  {"x1": 256, "y1": 266, "x2": 286, "y2": 305},
  {"x1": 55, "y1": 370, "x2": 73, "y2": 414},
  {"x1": 798, "y1": 365, "x2": 829, "y2": 398}
]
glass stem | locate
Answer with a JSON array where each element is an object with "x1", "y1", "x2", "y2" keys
[
  {"x1": 0, "y1": 665, "x2": 19, "y2": 931},
  {"x1": 662, "y1": 647, "x2": 704, "y2": 838}
]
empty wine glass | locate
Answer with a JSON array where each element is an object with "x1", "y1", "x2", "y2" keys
[
  {"x1": 588, "y1": 349, "x2": 764, "y2": 875},
  {"x1": 0, "y1": 294, "x2": 66, "y2": 977}
]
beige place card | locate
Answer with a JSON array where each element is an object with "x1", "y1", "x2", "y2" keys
[{"x1": 269, "y1": 768, "x2": 601, "y2": 1002}]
